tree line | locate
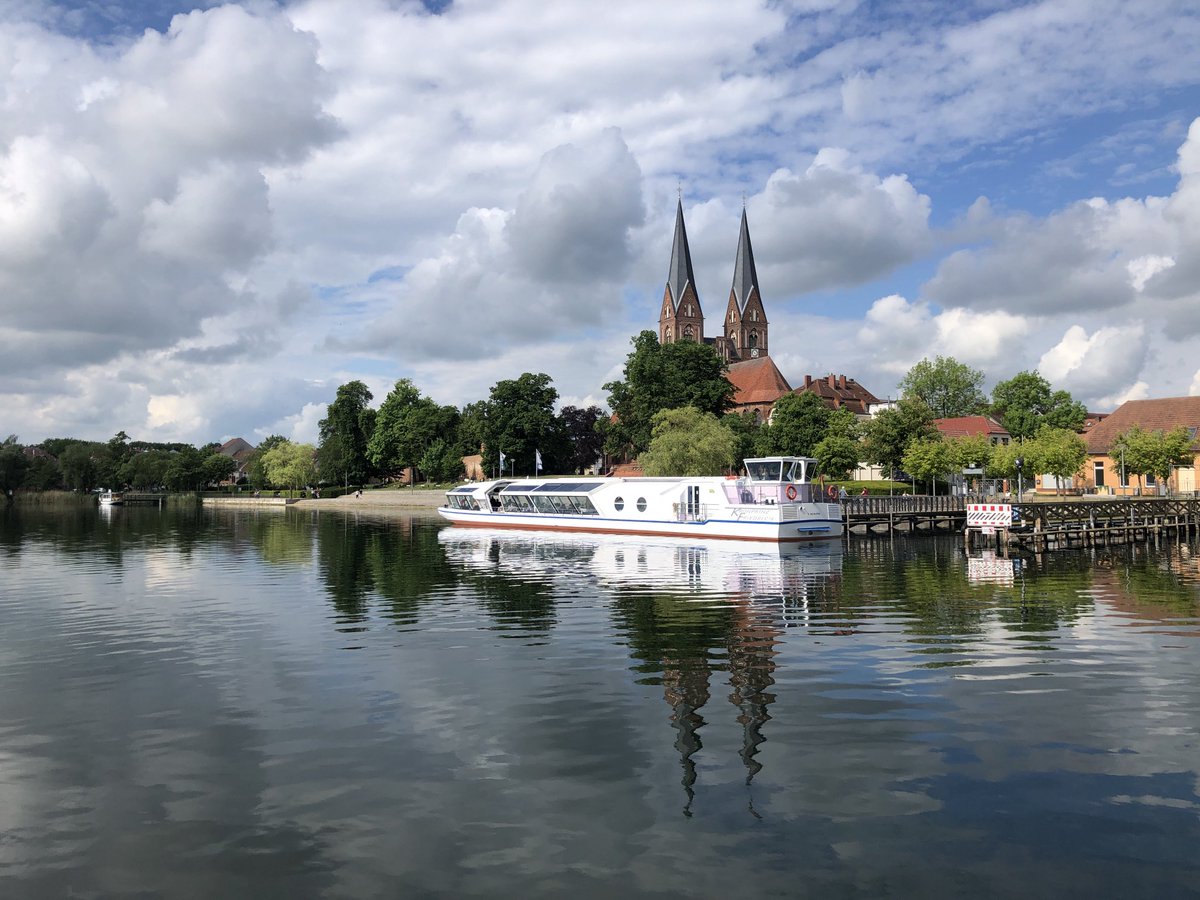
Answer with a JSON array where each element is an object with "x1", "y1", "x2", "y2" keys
[{"x1": 5, "y1": 339, "x2": 1195, "y2": 500}]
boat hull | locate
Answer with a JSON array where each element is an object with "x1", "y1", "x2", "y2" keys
[{"x1": 436, "y1": 506, "x2": 842, "y2": 542}]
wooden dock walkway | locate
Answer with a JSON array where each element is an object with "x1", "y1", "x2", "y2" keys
[{"x1": 842, "y1": 495, "x2": 967, "y2": 534}]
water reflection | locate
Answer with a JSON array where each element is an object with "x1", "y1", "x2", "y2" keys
[{"x1": 6, "y1": 507, "x2": 1200, "y2": 896}]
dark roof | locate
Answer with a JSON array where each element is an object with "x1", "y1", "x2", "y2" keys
[
  {"x1": 730, "y1": 207, "x2": 760, "y2": 312},
  {"x1": 794, "y1": 374, "x2": 881, "y2": 415},
  {"x1": 218, "y1": 437, "x2": 254, "y2": 457},
  {"x1": 1085, "y1": 397, "x2": 1200, "y2": 453},
  {"x1": 666, "y1": 199, "x2": 696, "y2": 309},
  {"x1": 727, "y1": 356, "x2": 793, "y2": 406}
]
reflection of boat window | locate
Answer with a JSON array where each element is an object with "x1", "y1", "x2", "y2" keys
[
  {"x1": 614, "y1": 497, "x2": 625, "y2": 511},
  {"x1": 637, "y1": 497, "x2": 647, "y2": 512}
]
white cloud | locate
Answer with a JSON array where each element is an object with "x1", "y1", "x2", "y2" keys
[{"x1": 1037, "y1": 323, "x2": 1150, "y2": 405}]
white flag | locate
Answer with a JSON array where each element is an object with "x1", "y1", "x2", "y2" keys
[
  {"x1": 535, "y1": 449, "x2": 543, "y2": 472},
  {"x1": 499, "y1": 451, "x2": 506, "y2": 469}
]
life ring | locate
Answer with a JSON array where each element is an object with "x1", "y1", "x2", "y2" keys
[{"x1": 785, "y1": 484, "x2": 797, "y2": 500}]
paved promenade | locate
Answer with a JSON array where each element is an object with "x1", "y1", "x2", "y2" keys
[{"x1": 291, "y1": 488, "x2": 444, "y2": 510}]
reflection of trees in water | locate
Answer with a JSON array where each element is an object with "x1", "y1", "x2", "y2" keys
[
  {"x1": 609, "y1": 592, "x2": 779, "y2": 813},
  {"x1": 310, "y1": 514, "x2": 459, "y2": 625},
  {"x1": 455, "y1": 537, "x2": 570, "y2": 634}
]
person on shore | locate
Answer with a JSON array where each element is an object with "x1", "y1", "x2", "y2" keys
[{"x1": 838, "y1": 486, "x2": 848, "y2": 501}]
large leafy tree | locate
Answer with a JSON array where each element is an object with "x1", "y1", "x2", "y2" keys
[
  {"x1": 813, "y1": 408, "x2": 862, "y2": 479},
  {"x1": 862, "y1": 398, "x2": 937, "y2": 478},
  {"x1": 898, "y1": 356, "x2": 987, "y2": 418},
  {"x1": 367, "y1": 379, "x2": 460, "y2": 483},
  {"x1": 559, "y1": 405, "x2": 606, "y2": 474},
  {"x1": 248, "y1": 435, "x2": 288, "y2": 489},
  {"x1": 902, "y1": 437, "x2": 955, "y2": 494},
  {"x1": 759, "y1": 392, "x2": 831, "y2": 457},
  {"x1": 990, "y1": 370, "x2": 1087, "y2": 439},
  {"x1": 319, "y1": 380, "x2": 376, "y2": 485},
  {"x1": 0, "y1": 436, "x2": 28, "y2": 500},
  {"x1": 604, "y1": 331, "x2": 735, "y2": 456},
  {"x1": 59, "y1": 442, "x2": 103, "y2": 491},
  {"x1": 483, "y1": 372, "x2": 566, "y2": 476},
  {"x1": 639, "y1": 407, "x2": 737, "y2": 476},
  {"x1": 261, "y1": 440, "x2": 318, "y2": 491}
]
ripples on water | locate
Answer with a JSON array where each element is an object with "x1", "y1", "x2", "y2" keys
[{"x1": 2, "y1": 506, "x2": 1200, "y2": 897}]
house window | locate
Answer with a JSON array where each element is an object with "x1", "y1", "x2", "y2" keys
[
  {"x1": 1146, "y1": 472, "x2": 1156, "y2": 487},
  {"x1": 1093, "y1": 461, "x2": 1105, "y2": 487}
]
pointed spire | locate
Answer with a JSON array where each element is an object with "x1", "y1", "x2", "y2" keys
[
  {"x1": 730, "y1": 207, "x2": 760, "y2": 312},
  {"x1": 666, "y1": 198, "x2": 697, "y2": 310}
]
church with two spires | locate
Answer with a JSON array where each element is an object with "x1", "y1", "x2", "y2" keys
[{"x1": 655, "y1": 200, "x2": 880, "y2": 421}]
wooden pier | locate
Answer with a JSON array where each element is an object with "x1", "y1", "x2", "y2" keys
[
  {"x1": 841, "y1": 495, "x2": 1200, "y2": 554},
  {"x1": 842, "y1": 495, "x2": 967, "y2": 534},
  {"x1": 964, "y1": 498, "x2": 1200, "y2": 554}
]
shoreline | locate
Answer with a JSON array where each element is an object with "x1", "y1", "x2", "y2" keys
[{"x1": 290, "y1": 489, "x2": 444, "y2": 510}]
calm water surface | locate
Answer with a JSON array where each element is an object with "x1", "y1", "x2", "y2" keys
[{"x1": 2, "y1": 505, "x2": 1200, "y2": 898}]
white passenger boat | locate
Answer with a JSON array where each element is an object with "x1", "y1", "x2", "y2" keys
[
  {"x1": 98, "y1": 490, "x2": 124, "y2": 506},
  {"x1": 437, "y1": 456, "x2": 843, "y2": 542}
]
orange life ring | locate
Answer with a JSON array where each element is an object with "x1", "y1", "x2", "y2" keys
[{"x1": 785, "y1": 485, "x2": 797, "y2": 500}]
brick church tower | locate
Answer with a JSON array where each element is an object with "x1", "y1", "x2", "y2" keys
[
  {"x1": 658, "y1": 200, "x2": 769, "y2": 363},
  {"x1": 719, "y1": 207, "x2": 768, "y2": 361},
  {"x1": 658, "y1": 199, "x2": 705, "y2": 346}
]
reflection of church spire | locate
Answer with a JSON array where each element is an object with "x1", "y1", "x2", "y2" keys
[
  {"x1": 726, "y1": 611, "x2": 778, "y2": 785},
  {"x1": 663, "y1": 659, "x2": 711, "y2": 816}
]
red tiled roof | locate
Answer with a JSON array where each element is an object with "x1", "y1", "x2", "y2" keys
[
  {"x1": 726, "y1": 356, "x2": 793, "y2": 406},
  {"x1": 1084, "y1": 397, "x2": 1200, "y2": 453},
  {"x1": 934, "y1": 416, "x2": 1010, "y2": 439}
]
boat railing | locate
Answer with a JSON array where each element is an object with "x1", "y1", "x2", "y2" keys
[{"x1": 739, "y1": 483, "x2": 824, "y2": 504}]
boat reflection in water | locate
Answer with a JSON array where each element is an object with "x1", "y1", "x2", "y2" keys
[
  {"x1": 438, "y1": 528, "x2": 845, "y2": 814},
  {"x1": 437, "y1": 526, "x2": 843, "y2": 602}
]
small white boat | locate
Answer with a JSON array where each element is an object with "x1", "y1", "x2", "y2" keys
[
  {"x1": 437, "y1": 456, "x2": 843, "y2": 542},
  {"x1": 98, "y1": 490, "x2": 124, "y2": 506}
]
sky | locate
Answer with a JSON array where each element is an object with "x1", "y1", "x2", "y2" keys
[{"x1": 2, "y1": 0, "x2": 1199, "y2": 446}]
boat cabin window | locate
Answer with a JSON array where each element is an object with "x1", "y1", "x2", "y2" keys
[{"x1": 746, "y1": 461, "x2": 784, "y2": 482}]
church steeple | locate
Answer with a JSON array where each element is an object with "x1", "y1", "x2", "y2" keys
[
  {"x1": 659, "y1": 198, "x2": 704, "y2": 345},
  {"x1": 723, "y1": 207, "x2": 768, "y2": 359},
  {"x1": 730, "y1": 207, "x2": 760, "y2": 312}
]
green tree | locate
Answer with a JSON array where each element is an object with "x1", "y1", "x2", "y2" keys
[
  {"x1": 862, "y1": 398, "x2": 937, "y2": 479},
  {"x1": 319, "y1": 380, "x2": 376, "y2": 485},
  {"x1": 1112, "y1": 425, "x2": 1196, "y2": 493},
  {"x1": 22, "y1": 453, "x2": 62, "y2": 491},
  {"x1": 1026, "y1": 427, "x2": 1087, "y2": 494},
  {"x1": 247, "y1": 435, "x2": 287, "y2": 489},
  {"x1": 639, "y1": 407, "x2": 737, "y2": 476},
  {"x1": 898, "y1": 356, "x2": 987, "y2": 418},
  {"x1": 722, "y1": 411, "x2": 763, "y2": 471},
  {"x1": 59, "y1": 442, "x2": 102, "y2": 491},
  {"x1": 368, "y1": 379, "x2": 461, "y2": 483},
  {"x1": 0, "y1": 436, "x2": 28, "y2": 501},
  {"x1": 483, "y1": 372, "x2": 566, "y2": 476},
  {"x1": 418, "y1": 438, "x2": 464, "y2": 484},
  {"x1": 559, "y1": 405, "x2": 606, "y2": 474},
  {"x1": 261, "y1": 441, "x2": 317, "y2": 491},
  {"x1": 163, "y1": 446, "x2": 207, "y2": 492},
  {"x1": 201, "y1": 452, "x2": 237, "y2": 488},
  {"x1": 759, "y1": 392, "x2": 831, "y2": 457},
  {"x1": 990, "y1": 370, "x2": 1087, "y2": 439},
  {"x1": 604, "y1": 331, "x2": 736, "y2": 456},
  {"x1": 119, "y1": 450, "x2": 169, "y2": 490},
  {"x1": 902, "y1": 436, "x2": 955, "y2": 495},
  {"x1": 813, "y1": 407, "x2": 862, "y2": 479},
  {"x1": 457, "y1": 401, "x2": 488, "y2": 456},
  {"x1": 948, "y1": 433, "x2": 993, "y2": 472}
]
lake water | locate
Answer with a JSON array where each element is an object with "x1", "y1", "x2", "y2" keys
[{"x1": 3, "y1": 505, "x2": 1200, "y2": 898}]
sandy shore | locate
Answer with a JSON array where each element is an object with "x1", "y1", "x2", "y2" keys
[{"x1": 290, "y1": 489, "x2": 445, "y2": 510}]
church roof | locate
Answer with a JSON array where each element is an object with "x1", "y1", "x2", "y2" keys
[
  {"x1": 666, "y1": 199, "x2": 697, "y2": 308},
  {"x1": 730, "y1": 207, "x2": 760, "y2": 311},
  {"x1": 727, "y1": 356, "x2": 792, "y2": 406}
]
